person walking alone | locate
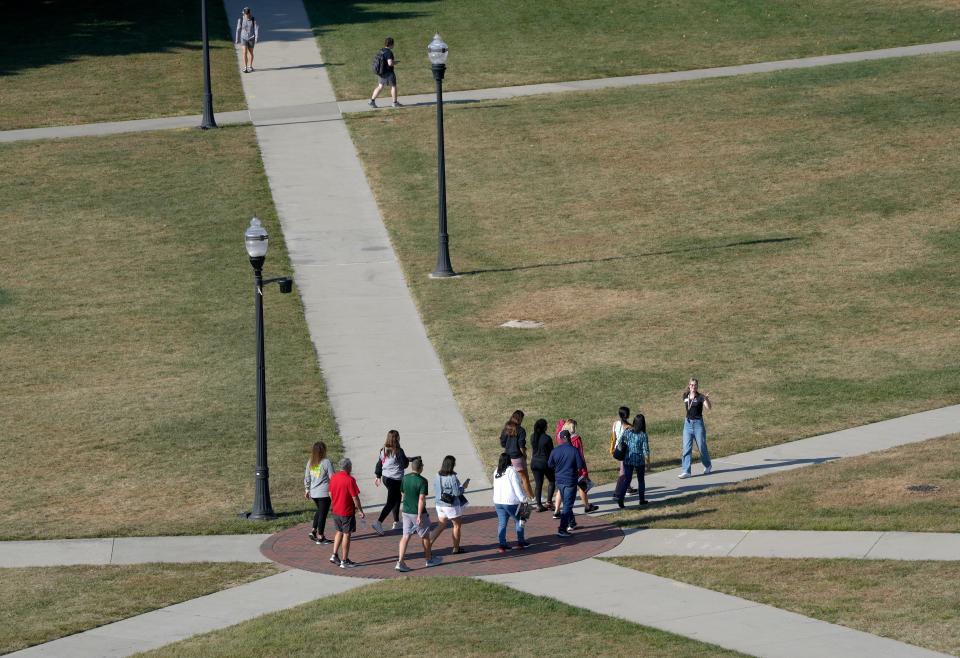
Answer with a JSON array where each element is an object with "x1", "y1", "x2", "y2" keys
[
  {"x1": 679, "y1": 378, "x2": 713, "y2": 478},
  {"x1": 372, "y1": 430, "x2": 409, "y2": 536},
  {"x1": 369, "y1": 37, "x2": 401, "y2": 107},
  {"x1": 303, "y1": 440, "x2": 334, "y2": 544},
  {"x1": 328, "y1": 458, "x2": 365, "y2": 569},
  {"x1": 235, "y1": 7, "x2": 259, "y2": 73},
  {"x1": 396, "y1": 457, "x2": 442, "y2": 571},
  {"x1": 614, "y1": 414, "x2": 651, "y2": 507}
]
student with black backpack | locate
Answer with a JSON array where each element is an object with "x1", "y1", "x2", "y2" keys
[{"x1": 369, "y1": 37, "x2": 401, "y2": 108}]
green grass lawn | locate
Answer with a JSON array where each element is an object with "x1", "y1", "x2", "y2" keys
[
  {"x1": 610, "y1": 557, "x2": 960, "y2": 656},
  {"x1": 305, "y1": 0, "x2": 960, "y2": 100},
  {"x1": 137, "y1": 577, "x2": 747, "y2": 657},
  {"x1": 345, "y1": 53, "x2": 960, "y2": 481},
  {"x1": 0, "y1": 126, "x2": 339, "y2": 539},
  {"x1": 0, "y1": 0, "x2": 245, "y2": 130},
  {"x1": 0, "y1": 562, "x2": 279, "y2": 654},
  {"x1": 613, "y1": 434, "x2": 960, "y2": 532}
]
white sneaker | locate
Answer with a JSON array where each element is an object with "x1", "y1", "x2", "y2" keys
[
  {"x1": 372, "y1": 520, "x2": 384, "y2": 536},
  {"x1": 392, "y1": 521, "x2": 402, "y2": 530},
  {"x1": 395, "y1": 561, "x2": 411, "y2": 572},
  {"x1": 425, "y1": 556, "x2": 443, "y2": 567},
  {"x1": 678, "y1": 472, "x2": 691, "y2": 479},
  {"x1": 703, "y1": 466, "x2": 713, "y2": 475}
]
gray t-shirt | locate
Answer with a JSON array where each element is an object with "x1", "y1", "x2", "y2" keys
[
  {"x1": 304, "y1": 458, "x2": 333, "y2": 498},
  {"x1": 236, "y1": 17, "x2": 259, "y2": 43}
]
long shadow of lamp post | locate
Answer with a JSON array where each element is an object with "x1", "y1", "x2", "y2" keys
[
  {"x1": 428, "y1": 33, "x2": 455, "y2": 278},
  {"x1": 200, "y1": 0, "x2": 218, "y2": 129},
  {"x1": 242, "y1": 217, "x2": 292, "y2": 520}
]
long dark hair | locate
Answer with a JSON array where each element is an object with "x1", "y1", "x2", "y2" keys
[
  {"x1": 632, "y1": 414, "x2": 646, "y2": 433},
  {"x1": 618, "y1": 406, "x2": 630, "y2": 421},
  {"x1": 439, "y1": 455, "x2": 457, "y2": 476},
  {"x1": 309, "y1": 441, "x2": 326, "y2": 468},
  {"x1": 533, "y1": 418, "x2": 547, "y2": 436},
  {"x1": 495, "y1": 452, "x2": 511, "y2": 478}
]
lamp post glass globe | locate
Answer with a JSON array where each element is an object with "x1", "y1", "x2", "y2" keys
[
  {"x1": 427, "y1": 33, "x2": 448, "y2": 65},
  {"x1": 244, "y1": 216, "x2": 269, "y2": 259}
]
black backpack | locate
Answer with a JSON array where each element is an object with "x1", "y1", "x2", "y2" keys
[{"x1": 372, "y1": 48, "x2": 388, "y2": 76}]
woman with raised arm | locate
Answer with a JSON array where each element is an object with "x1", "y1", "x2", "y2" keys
[{"x1": 679, "y1": 378, "x2": 713, "y2": 478}]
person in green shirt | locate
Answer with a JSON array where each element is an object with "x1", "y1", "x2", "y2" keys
[{"x1": 396, "y1": 457, "x2": 442, "y2": 572}]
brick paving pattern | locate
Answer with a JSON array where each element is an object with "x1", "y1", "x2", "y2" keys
[{"x1": 261, "y1": 506, "x2": 624, "y2": 579}]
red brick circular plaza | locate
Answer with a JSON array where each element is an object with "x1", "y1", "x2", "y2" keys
[{"x1": 261, "y1": 506, "x2": 624, "y2": 579}]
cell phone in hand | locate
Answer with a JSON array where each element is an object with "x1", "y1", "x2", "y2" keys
[{"x1": 461, "y1": 478, "x2": 471, "y2": 489}]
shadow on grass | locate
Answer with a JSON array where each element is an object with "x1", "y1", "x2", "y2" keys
[
  {"x1": 304, "y1": 0, "x2": 438, "y2": 38},
  {"x1": 458, "y1": 236, "x2": 799, "y2": 276},
  {"x1": 612, "y1": 484, "x2": 770, "y2": 528},
  {"x1": 1, "y1": 0, "x2": 233, "y2": 77}
]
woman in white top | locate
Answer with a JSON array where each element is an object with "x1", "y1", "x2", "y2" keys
[
  {"x1": 492, "y1": 452, "x2": 530, "y2": 552},
  {"x1": 429, "y1": 455, "x2": 470, "y2": 554}
]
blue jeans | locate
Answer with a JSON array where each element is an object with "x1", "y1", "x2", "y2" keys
[
  {"x1": 557, "y1": 484, "x2": 577, "y2": 532},
  {"x1": 494, "y1": 503, "x2": 525, "y2": 547},
  {"x1": 681, "y1": 418, "x2": 711, "y2": 474}
]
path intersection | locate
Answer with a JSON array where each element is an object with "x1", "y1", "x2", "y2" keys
[{"x1": 4, "y1": 1, "x2": 959, "y2": 656}]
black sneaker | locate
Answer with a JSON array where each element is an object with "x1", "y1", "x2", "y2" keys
[
  {"x1": 556, "y1": 530, "x2": 572, "y2": 538},
  {"x1": 368, "y1": 99, "x2": 377, "y2": 108},
  {"x1": 628, "y1": 487, "x2": 638, "y2": 494},
  {"x1": 340, "y1": 559, "x2": 358, "y2": 569},
  {"x1": 551, "y1": 512, "x2": 561, "y2": 520},
  {"x1": 329, "y1": 554, "x2": 340, "y2": 566}
]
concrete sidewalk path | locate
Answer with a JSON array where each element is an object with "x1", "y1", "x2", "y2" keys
[
  {"x1": 584, "y1": 404, "x2": 960, "y2": 515},
  {"x1": 220, "y1": 0, "x2": 489, "y2": 506},
  {"x1": 7, "y1": 569, "x2": 364, "y2": 658},
  {"x1": 483, "y1": 559, "x2": 951, "y2": 658},
  {"x1": 2, "y1": 527, "x2": 955, "y2": 568},
  {"x1": 340, "y1": 40, "x2": 960, "y2": 113},
  {"x1": 0, "y1": 110, "x2": 250, "y2": 143},
  {"x1": 0, "y1": 535, "x2": 272, "y2": 568},
  {"x1": 602, "y1": 528, "x2": 960, "y2": 561}
]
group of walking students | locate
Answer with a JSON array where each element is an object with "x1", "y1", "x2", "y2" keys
[{"x1": 305, "y1": 379, "x2": 713, "y2": 570}]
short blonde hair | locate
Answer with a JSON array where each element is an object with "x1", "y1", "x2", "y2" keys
[{"x1": 562, "y1": 419, "x2": 577, "y2": 434}]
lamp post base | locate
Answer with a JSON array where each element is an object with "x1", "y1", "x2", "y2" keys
[
  {"x1": 428, "y1": 271, "x2": 461, "y2": 279},
  {"x1": 237, "y1": 511, "x2": 278, "y2": 521}
]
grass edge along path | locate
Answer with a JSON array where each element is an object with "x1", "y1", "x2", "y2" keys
[
  {"x1": 611, "y1": 434, "x2": 960, "y2": 533},
  {"x1": 305, "y1": 0, "x2": 960, "y2": 100},
  {"x1": 608, "y1": 556, "x2": 960, "y2": 656},
  {"x1": 344, "y1": 52, "x2": 960, "y2": 486},
  {"x1": 0, "y1": 562, "x2": 280, "y2": 655},
  {"x1": 136, "y1": 577, "x2": 749, "y2": 658},
  {"x1": 1, "y1": 0, "x2": 246, "y2": 130},
  {"x1": 0, "y1": 125, "x2": 341, "y2": 540}
]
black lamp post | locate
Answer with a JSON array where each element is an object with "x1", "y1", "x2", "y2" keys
[
  {"x1": 242, "y1": 217, "x2": 292, "y2": 520},
  {"x1": 428, "y1": 33, "x2": 455, "y2": 278},
  {"x1": 199, "y1": 0, "x2": 218, "y2": 129}
]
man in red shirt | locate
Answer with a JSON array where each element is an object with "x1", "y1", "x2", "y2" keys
[{"x1": 328, "y1": 458, "x2": 366, "y2": 568}]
